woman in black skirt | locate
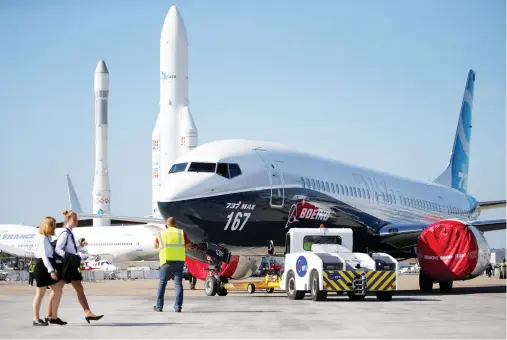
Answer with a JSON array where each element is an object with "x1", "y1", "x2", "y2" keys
[{"x1": 32, "y1": 216, "x2": 66, "y2": 326}]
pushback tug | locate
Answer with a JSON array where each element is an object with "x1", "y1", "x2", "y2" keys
[{"x1": 280, "y1": 226, "x2": 399, "y2": 301}]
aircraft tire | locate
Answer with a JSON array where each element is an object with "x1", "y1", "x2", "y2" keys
[
  {"x1": 419, "y1": 270, "x2": 434, "y2": 293},
  {"x1": 438, "y1": 280, "x2": 453, "y2": 293},
  {"x1": 217, "y1": 287, "x2": 228, "y2": 296},
  {"x1": 204, "y1": 276, "x2": 218, "y2": 296}
]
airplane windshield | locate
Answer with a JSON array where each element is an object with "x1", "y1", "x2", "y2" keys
[
  {"x1": 188, "y1": 162, "x2": 216, "y2": 173},
  {"x1": 169, "y1": 163, "x2": 188, "y2": 173},
  {"x1": 303, "y1": 235, "x2": 342, "y2": 251}
]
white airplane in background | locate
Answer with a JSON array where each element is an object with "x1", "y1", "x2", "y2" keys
[
  {"x1": 81, "y1": 69, "x2": 506, "y2": 294},
  {"x1": 0, "y1": 179, "x2": 163, "y2": 263}
]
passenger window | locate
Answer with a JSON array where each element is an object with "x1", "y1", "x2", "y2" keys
[
  {"x1": 305, "y1": 178, "x2": 310, "y2": 188},
  {"x1": 169, "y1": 163, "x2": 188, "y2": 173},
  {"x1": 216, "y1": 163, "x2": 229, "y2": 178},
  {"x1": 188, "y1": 162, "x2": 216, "y2": 173},
  {"x1": 300, "y1": 177, "x2": 305, "y2": 188},
  {"x1": 326, "y1": 182, "x2": 330, "y2": 192},
  {"x1": 228, "y1": 164, "x2": 242, "y2": 178}
]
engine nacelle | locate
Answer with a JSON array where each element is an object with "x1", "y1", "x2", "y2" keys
[
  {"x1": 185, "y1": 250, "x2": 262, "y2": 281},
  {"x1": 417, "y1": 219, "x2": 491, "y2": 281}
]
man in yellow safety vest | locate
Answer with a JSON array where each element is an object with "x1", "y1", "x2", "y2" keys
[{"x1": 153, "y1": 217, "x2": 191, "y2": 313}]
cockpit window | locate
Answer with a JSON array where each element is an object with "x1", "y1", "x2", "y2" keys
[
  {"x1": 228, "y1": 164, "x2": 242, "y2": 178},
  {"x1": 216, "y1": 163, "x2": 242, "y2": 179},
  {"x1": 216, "y1": 163, "x2": 228, "y2": 178},
  {"x1": 303, "y1": 235, "x2": 342, "y2": 251},
  {"x1": 169, "y1": 163, "x2": 187, "y2": 173},
  {"x1": 188, "y1": 162, "x2": 216, "y2": 173}
]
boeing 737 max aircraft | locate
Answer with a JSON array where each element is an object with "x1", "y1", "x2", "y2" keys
[{"x1": 78, "y1": 70, "x2": 506, "y2": 289}]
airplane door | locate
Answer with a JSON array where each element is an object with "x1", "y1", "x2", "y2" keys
[{"x1": 254, "y1": 148, "x2": 285, "y2": 208}]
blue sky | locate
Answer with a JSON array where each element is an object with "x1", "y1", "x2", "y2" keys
[{"x1": 0, "y1": 1, "x2": 505, "y2": 248}]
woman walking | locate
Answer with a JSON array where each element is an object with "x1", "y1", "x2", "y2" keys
[{"x1": 32, "y1": 216, "x2": 66, "y2": 326}]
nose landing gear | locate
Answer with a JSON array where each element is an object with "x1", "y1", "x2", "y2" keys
[{"x1": 203, "y1": 242, "x2": 231, "y2": 297}]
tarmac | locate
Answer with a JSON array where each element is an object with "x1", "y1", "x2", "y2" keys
[{"x1": 0, "y1": 275, "x2": 505, "y2": 339}]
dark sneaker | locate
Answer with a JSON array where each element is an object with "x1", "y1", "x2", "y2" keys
[
  {"x1": 49, "y1": 318, "x2": 67, "y2": 325},
  {"x1": 174, "y1": 307, "x2": 182, "y2": 313},
  {"x1": 153, "y1": 306, "x2": 162, "y2": 312}
]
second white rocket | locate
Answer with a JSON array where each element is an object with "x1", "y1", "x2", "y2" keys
[
  {"x1": 92, "y1": 60, "x2": 112, "y2": 226},
  {"x1": 152, "y1": 6, "x2": 198, "y2": 217}
]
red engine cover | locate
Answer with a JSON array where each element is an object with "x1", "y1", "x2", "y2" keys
[
  {"x1": 185, "y1": 255, "x2": 240, "y2": 281},
  {"x1": 417, "y1": 220, "x2": 478, "y2": 280}
]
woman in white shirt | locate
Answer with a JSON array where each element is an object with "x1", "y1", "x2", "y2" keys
[
  {"x1": 49, "y1": 210, "x2": 103, "y2": 324},
  {"x1": 32, "y1": 217, "x2": 66, "y2": 326}
]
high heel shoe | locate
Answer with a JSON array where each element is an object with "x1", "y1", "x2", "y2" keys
[{"x1": 85, "y1": 315, "x2": 104, "y2": 323}]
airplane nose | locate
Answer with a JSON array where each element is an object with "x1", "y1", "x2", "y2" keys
[{"x1": 159, "y1": 173, "x2": 215, "y2": 202}]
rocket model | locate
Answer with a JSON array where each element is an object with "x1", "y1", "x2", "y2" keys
[
  {"x1": 152, "y1": 6, "x2": 198, "y2": 216},
  {"x1": 92, "y1": 60, "x2": 112, "y2": 226}
]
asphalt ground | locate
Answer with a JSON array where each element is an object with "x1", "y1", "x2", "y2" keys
[{"x1": 0, "y1": 275, "x2": 505, "y2": 339}]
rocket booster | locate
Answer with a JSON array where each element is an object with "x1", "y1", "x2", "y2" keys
[
  {"x1": 152, "y1": 6, "x2": 198, "y2": 216},
  {"x1": 92, "y1": 60, "x2": 111, "y2": 226}
]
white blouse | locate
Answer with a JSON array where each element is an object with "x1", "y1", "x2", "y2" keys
[{"x1": 34, "y1": 233, "x2": 55, "y2": 273}]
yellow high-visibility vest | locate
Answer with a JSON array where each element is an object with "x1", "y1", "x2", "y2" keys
[{"x1": 158, "y1": 227, "x2": 185, "y2": 265}]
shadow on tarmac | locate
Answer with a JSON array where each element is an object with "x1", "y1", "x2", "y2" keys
[
  {"x1": 397, "y1": 285, "x2": 506, "y2": 296},
  {"x1": 80, "y1": 322, "x2": 200, "y2": 327}
]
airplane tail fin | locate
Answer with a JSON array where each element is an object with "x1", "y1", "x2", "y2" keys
[
  {"x1": 433, "y1": 69, "x2": 475, "y2": 193},
  {"x1": 66, "y1": 174, "x2": 83, "y2": 214}
]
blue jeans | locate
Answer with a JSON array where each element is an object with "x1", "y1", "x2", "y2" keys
[{"x1": 156, "y1": 261, "x2": 184, "y2": 311}]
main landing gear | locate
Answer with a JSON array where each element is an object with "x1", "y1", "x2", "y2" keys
[
  {"x1": 203, "y1": 242, "x2": 232, "y2": 297},
  {"x1": 419, "y1": 270, "x2": 453, "y2": 293}
]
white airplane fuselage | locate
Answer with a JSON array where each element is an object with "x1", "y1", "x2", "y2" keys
[{"x1": 0, "y1": 224, "x2": 161, "y2": 262}]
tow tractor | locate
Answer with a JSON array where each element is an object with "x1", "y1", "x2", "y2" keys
[{"x1": 279, "y1": 227, "x2": 399, "y2": 301}]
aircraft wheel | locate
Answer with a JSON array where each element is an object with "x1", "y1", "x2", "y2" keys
[
  {"x1": 347, "y1": 292, "x2": 366, "y2": 301},
  {"x1": 204, "y1": 276, "x2": 218, "y2": 296},
  {"x1": 286, "y1": 271, "x2": 305, "y2": 300},
  {"x1": 376, "y1": 291, "x2": 393, "y2": 301},
  {"x1": 439, "y1": 280, "x2": 453, "y2": 293},
  {"x1": 217, "y1": 287, "x2": 228, "y2": 296},
  {"x1": 419, "y1": 270, "x2": 434, "y2": 293},
  {"x1": 310, "y1": 270, "x2": 327, "y2": 302},
  {"x1": 247, "y1": 284, "x2": 256, "y2": 294}
]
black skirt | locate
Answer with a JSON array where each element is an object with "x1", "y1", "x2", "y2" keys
[
  {"x1": 34, "y1": 258, "x2": 59, "y2": 288},
  {"x1": 62, "y1": 265, "x2": 83, "y2": 284}
]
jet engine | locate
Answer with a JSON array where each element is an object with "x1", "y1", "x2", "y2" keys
[
  {"x1": 416, "y1": 219, "x2": 491, "y2": 292},
  {"x1": 185, "y1": 248, "x2": 262, "y2": 281}
]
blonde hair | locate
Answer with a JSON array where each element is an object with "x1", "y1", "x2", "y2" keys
[
  {"x1": 39, "y1": 217, "x2": 56, "y2": 236},
  {"x1": 63, "y1": 210, "x2": 78, "y2": 224}
]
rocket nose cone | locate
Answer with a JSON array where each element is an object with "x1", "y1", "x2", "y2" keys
[
  {"x1": 162, "y1": 5, "x2": 186, "y2": 35},
  {"x1": 95, "y1": 60, "x2": 109, "y2": 74}
]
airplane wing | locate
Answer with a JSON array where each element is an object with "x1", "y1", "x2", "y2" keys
[
  {"x1": 76, "y1": 213, "x2": 164, "y2": 225},
  {"x1": 65, "y1": 174, "x2": 164, "y2": 225},
  {"x1": 379, "y1": 218, "x2": 506, "y2": 237},
  {"x1": 478, "y1": 200, "x2": 506, "y2": 211},
  {"x1": 0, "y1": 244, "x2": 34, "y2": 258}
]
